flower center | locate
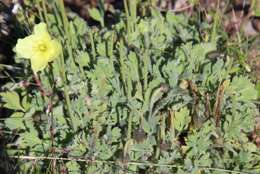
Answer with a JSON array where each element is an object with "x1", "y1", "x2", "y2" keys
[{"x1": 38, "y1": 44, "x2": 47, "y2": 52}]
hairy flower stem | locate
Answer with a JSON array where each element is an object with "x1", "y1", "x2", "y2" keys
[
  {"x1": 35, "y1": 0, "x2": 44, "y2": 21},
  {"x1": 169, "y1": 110, "x2": 175, "y2": 140},
  {"x1": 56, "y1": 0, "x2": 85, "y2": 78},
  {"x1": 42, "y1": 0, "x2": 48, "y2": 25},
  {"x1": 90, "y1": 30, "x2": 96, "y2": 63},
  {"x1": 127, "y1": 113, "x2": 133, "y2": 140},
  {"x1": 123, "y1": 0, "x2": 130, "y2": 35},
  {"x1": 60, "y1": 52, "x2": 76, "y2": 131}
]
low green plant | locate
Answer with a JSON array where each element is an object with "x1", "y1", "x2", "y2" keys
[{"x1": 0, "y1": 1, "x2": 259, "y2": 173}]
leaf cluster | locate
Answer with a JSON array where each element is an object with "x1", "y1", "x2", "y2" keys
[{"x1": 1, "y1": 5, "x2": 259, "y2": 174}]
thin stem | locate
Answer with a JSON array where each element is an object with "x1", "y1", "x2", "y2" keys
[
  {"x1": 211, "y1": 0, "x2": 220, "y2": 41},
  {"x1": 160, "y1": 113, "x2": 165, "y2": 142},
  {"x1": 231, "y1": 9, "x2": 242, "y2": 44},
  {"x1": 56, "y1": 0, "x2": 84, "y2": 78},
  {"x1": 169, "y1": 109, "x2": 175, "y2": 139},
  {"x1": 98, "y1": 0, "x2": 105, "y2": 27},
  {"x1": 35, "y1": 0, "x2": 44, "y2": 21},
  {"x1": 90, "y1": 29, "x2": 97, "y2": 63},
  {"x1": 127, "y1": 113, "x2": 133, "y2": 139},
  {"x1": 123, "y1": 0, "x2": 131, "y2": 35},
  {"x1": 0, "y1": 64, "x2": 22, "y2": 70},
  {"x1": 143, "y1": 51, "x2": 149, "y2": 90},
  {"x1": 42, "y1": 0, "x2": 48, "y2": 24},
  {"x1": 59, "y1": 52, "x2": 76, "y2": 131},
  {"x1": 57, "y1": 0, "x2": 70, "y2": 41}
]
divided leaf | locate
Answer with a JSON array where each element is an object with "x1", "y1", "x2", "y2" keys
[
  {"x1": 5, "y1": 112, "x2": 24, "y2": 130},
  {"x1": 173, "y1": 107, "x2": 191, "y2": 132},
  {"x1": 89, "y1": 8, "x2": 102, "y2": 23},
  {"x1": 228, "y1": 76, "x2": 258, "y2": 102},
  {"x1": 0, "y1": 91, "x2": 25, "y2": 111}
]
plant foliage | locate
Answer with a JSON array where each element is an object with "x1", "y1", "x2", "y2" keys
[{"x1": 1, "y1": 1, "x2": 259, "y2": 173}]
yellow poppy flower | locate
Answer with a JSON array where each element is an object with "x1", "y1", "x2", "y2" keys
[{"x1": 15, "y1": 23, "x2": 61, "y2": 73}]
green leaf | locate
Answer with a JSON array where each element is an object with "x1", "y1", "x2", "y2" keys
[
  {"x1": 0, "y1": 91, "x2": 24, "y2": 111},
  {"x1": 76, "y1": 51, "x2": 90, "y2": 67},
  {"x1": 255, "y1": 10, "x2": 260, "y2": 17},
  {"x1": 173, "y1": 107, "x2": 191, "y2": 132},
  {"x1": 19, "y1": 131, "x2": 41, "y2": 147},
  {"x1": 66, "y1": 162, "x2": 81, "y2": 174},
  {"x1": 89, "y1": 8, "x2": 102, "y2": 23},
  {"x1": 21, "y1": 95, "x2": 31, "y2": 111},
  {"x1": 97, "y1": 42, "x2": 106, "y2": 57},
  {"x1": 53, "y1": 105, "x2": 66, "y2": 125},
  {"x1": 166, "y1": 11, "x2": 186, "y2": 26},
  {"x1": 191, "y1": 42, "x2": 216, "y2": 63},
  {"x1": 253, "y1": 2, "x2": 260, "y2": 18},
  {"x1": 256, "y1": 83, "x2": 260, "y2": 99},
  {"x1": 5, "y1": 112, "x2": 24, "y2": 130},
  {"x1": 73, "y1": 16, "x2": 88, "y2": 35},
  {"x1": 111, "y1": 127, "x2": 121, "y2": 142},
  {"x1": 228, "y1": 76, "x2": 258, "y2": 102},
  {"x1": 128, "y1": 51, "x2": 139, "y2": 82}
]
